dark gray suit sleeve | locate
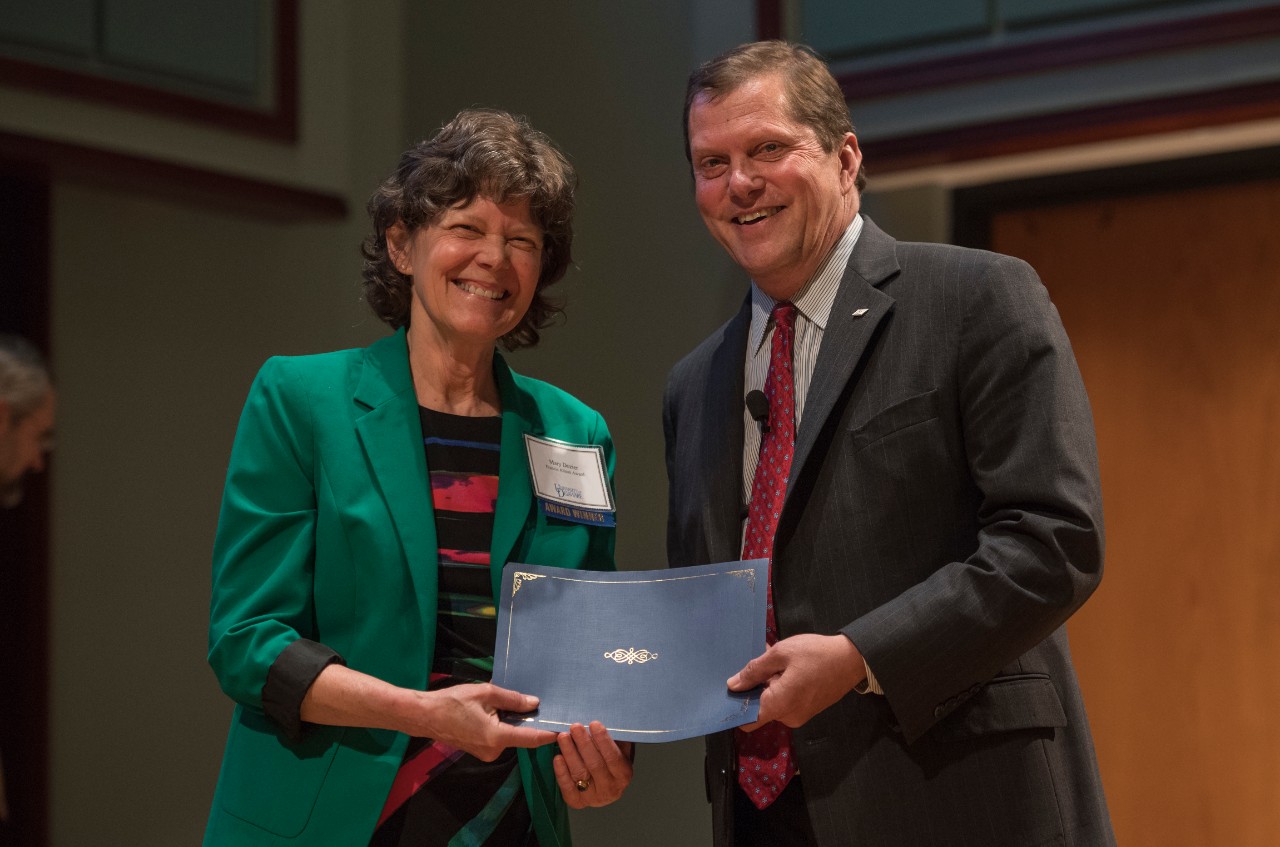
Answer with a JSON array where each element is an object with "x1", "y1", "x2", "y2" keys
[
  {"x1": 842, "y1": 253, "x2": 1104, "y2": 742},
  {"x1": 262, "y1": 638, "x2": 346, "y2": 742}
]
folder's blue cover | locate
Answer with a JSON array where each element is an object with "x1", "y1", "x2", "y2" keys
[{"x1": 492, "y1": 559, "x2": 768, "y2": 743}]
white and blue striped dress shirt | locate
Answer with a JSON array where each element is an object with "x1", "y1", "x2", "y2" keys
[{"x1": 741, "y1": 214, "x2": 863, "y2": 502}]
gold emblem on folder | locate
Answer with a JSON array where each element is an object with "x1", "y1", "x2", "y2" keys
[{"x1": 604, "y1": 647, "x2": 659, "y2": 665}]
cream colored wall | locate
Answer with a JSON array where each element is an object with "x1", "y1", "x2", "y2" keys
[{"x1": 48, "y1": 187, "x2": 373, "y2": 846}]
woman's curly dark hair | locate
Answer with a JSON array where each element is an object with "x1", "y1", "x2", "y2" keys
[{"x1": 361, "y1": 109, "x2": 577, "y2": 350}]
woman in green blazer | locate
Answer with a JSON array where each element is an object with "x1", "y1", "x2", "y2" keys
[{"x1": 206, "y1": 110, "x2": 631, "y2": 846}]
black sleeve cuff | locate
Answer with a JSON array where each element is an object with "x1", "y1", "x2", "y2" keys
[{"x1": 262, "y1": 638, "x2": 345, "y2": 743}]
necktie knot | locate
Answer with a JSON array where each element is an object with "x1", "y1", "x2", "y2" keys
[{"x1": 772, "y1": 301, "x2": 797, "y2": 334}]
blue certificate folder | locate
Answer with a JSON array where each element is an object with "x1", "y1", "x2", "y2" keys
[{"x1": 492, "y1": 559, "x2": 768, "y2": 743}]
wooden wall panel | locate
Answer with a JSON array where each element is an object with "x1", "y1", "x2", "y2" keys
[{"x1": 991, "y1": 178, "x2": 1280, "y2": 846}]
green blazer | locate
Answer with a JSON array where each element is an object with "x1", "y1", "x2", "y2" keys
[{"x1": 205, "y1": 329, "x2": 616, "y2": 846}]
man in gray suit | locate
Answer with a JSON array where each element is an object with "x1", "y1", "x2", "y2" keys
[{"x1": 664, "y1": 41, "x2": 1114, "y2": 846}]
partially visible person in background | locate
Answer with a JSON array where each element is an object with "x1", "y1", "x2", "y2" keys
[
  {"x1": 204, "y1": 109, "x2": 631, "y2": 847},
  {"x1": 0, "y1": 335, "x2": 55, "y2": 512},
  {"x1": 0, "y1": 333, "x2": 56, "y2": 833}
]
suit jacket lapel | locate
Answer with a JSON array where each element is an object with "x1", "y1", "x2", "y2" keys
[
  {"x1": 703, "y1": 298, "x2": 752, "y2": 563},
  {"x1": 353, "y1": 329, "x2": 439, "y2": 647},
  {"x1": 789, "y1": 218, "x2": 900, "y2": 500},
  {"x1": 491, "y1": 354, "x2": 536, "y2": 598}
]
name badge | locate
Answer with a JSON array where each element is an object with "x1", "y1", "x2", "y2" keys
[{"x1": 523, "y1": 434, "x2": 616, "y2": 527}]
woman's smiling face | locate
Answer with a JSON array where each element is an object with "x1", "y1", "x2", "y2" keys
[{"x1": 389, "y1": 196, "x2": 544, "y2": 350}]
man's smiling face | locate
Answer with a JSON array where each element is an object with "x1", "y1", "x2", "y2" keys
[
  {"x1": 687, "y1": 73, "x2": 861, "y2": 301},
  {"x1": 387, "y1": 196, "x2": 543, "y2": 355}
]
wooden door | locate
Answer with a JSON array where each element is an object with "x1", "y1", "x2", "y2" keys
[{"x1": 991, "y1": 178, "x2": 1280, "y2": 846}]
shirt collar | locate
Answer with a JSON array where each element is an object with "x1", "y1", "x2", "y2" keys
[{"x1": 749, "y1": 214, "x2": 864, "y2": 355}]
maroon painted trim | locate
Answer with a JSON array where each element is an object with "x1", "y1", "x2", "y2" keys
[
  {"x1": 0, "y1": 129, "x2": 347, "y2": 220},
  {"x1": 839, "y1": 5, "x2": 1280, "y2": 100},
  {"x1": 861, "y1": 79, "x2": 1280, "y2": 174},
  {"x1": 757, "y1": 0, "x2": 785, "y2": 40},
  {"x1": 0, "y1": 0, "x2": 298, "y2": 142},
  {"x1": 273, "y1": 0, "x2": 299, "y2": 141}
]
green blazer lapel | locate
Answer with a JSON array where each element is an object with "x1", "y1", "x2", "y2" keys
[
  {"x1": 491, "y1": 354, "x2": 536, "y2": 599},
  {"x1": 353, "y1": 329, "x2": 439, "y2": 649}
]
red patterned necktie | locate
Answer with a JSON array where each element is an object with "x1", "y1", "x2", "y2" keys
[{"x1": 736, "y1": 301, "x2": 798, "y2": 809}]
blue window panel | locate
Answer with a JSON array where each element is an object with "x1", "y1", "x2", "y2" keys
[
  {"x1": 0, "y1": 0, "x2": 96, "y2": 55},
  {"x1": 101, "y1": 0, "x2": 262, "y2": 94},
  {"x1": 801, "y1": 0, "x2": 989, "y2": 57},
  {"x1": 1000, "y1": 0, "x2": 1203, "y2": 26}
]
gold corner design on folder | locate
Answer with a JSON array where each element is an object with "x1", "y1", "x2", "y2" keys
[{"x1": 511, "y1": 572, "x2": 545, "y2": 596}]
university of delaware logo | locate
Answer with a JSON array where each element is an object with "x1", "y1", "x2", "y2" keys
[{"x1": 554, "y1": 482, "x2": 584, "y2": 500}]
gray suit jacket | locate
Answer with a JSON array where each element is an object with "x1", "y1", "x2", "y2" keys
[{"x1": 664, "y1": 219, "x2": 1114, "y2": 846}]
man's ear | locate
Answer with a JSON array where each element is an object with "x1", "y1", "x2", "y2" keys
[
  {"x1": 838, "y1": 132, "x2": 862, "y2": 193},
  {"x1": 386, "y1": 222, "x2": 413, "y2": 275}
]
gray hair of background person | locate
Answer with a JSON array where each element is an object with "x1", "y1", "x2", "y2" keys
[
  {"x1": 361, "y1": 108, "x2": 578, "y2": 352},
  {"x1": 682, "y1": 39, "x2": 867, "y2": 192},
  {"x1": 0, "y1": 334, "x2": 51, "y2": 420}
]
